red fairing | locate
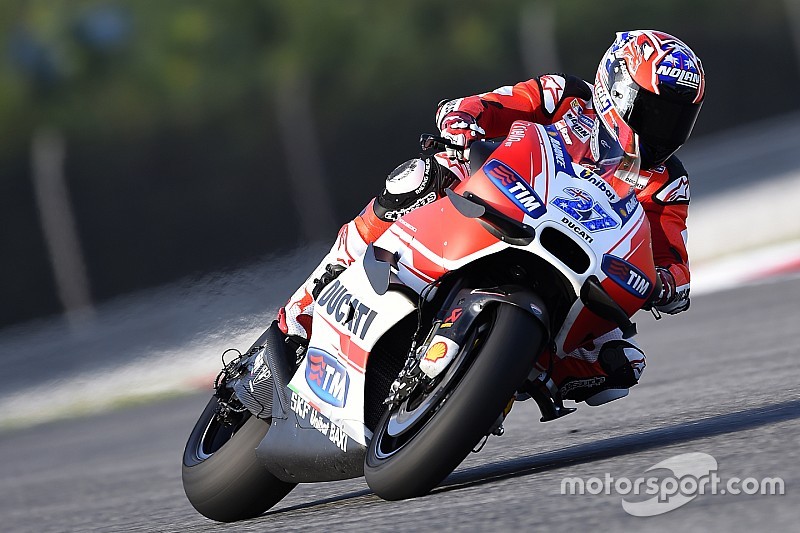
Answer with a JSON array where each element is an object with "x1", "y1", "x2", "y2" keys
[
  {"x1": 561, "y1": 217, "x2": 656, "y2": 354},
  {"x1": 394, "y1": 195, "x2": 500, "y2": 278},
  {"x1": 605, "y1": 216, "x2": 657, "y2": 315},
  {"x1": 452, "y1": 123, "x2": 543, "y2": 223},
  {"x1": 443, "y1": 74, "x2": 690, "y2": 294},
  {"x1": 391, "y1": 122, "x2": 549, "y2": 280}
]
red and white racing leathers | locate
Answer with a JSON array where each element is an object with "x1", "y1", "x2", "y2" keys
[
  {"x1": 435, "y1": 73, "x2": 691, "y2": 312},
  {"x1": 279, "y1": 73, "x2": 693, "y2": 404}
]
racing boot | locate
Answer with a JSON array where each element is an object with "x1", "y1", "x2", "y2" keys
[{"x1": 541, "y1": 330, "x2": 646, "y2": 406}]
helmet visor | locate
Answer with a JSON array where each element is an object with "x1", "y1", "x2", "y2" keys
[
  {"x1": 626, "y1": 88, "x2": 703, "y2": 167},
  {"x1": 591, "y1": 117, "x2": 642, "y2": 186}
]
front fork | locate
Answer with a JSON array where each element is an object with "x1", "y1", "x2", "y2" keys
[{"x1": 386, "y1": 284, "x2": 574, "y2": 423}]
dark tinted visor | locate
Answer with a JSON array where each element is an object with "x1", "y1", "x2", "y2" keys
[{"x1": 627, "y1": 89, "x2": 702, "y2": 153}]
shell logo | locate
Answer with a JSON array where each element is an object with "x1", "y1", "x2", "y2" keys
[{"x1": 424, "y1": 342, "x2": 448, "y2": 362}]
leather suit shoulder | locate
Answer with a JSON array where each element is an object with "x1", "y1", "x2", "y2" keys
[
  {"x1": 646, "y1": 155, "x2": 691, "y2": 206},
  {"x1": 535, "y1": 74, "x2": 592, "y2": 118}
]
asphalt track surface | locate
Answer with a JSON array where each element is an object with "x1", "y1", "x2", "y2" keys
[{"x1": 1, "y1": 274, "x2": 798, "y2": 532}]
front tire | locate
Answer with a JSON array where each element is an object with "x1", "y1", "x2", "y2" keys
[
  {"x1": 182, "y1": 397, "x2": 296, "y2": 522},
  {"x1": 364, "y1": 304, "x2": 545, "y2": 500}
]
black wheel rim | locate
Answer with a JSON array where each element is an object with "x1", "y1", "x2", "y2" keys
[
  {"x1": 373, "y1": 316, "x2": 494, "y2": 460},
  {"x1": 190, "y1": 401, "x2": 251, "y2": 463}
]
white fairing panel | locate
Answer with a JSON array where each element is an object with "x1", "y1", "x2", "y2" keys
[
  {"x1": 288, "y1": 122, "x2": 651, "y2": 444},
  {"x1": 288, "y1": 259, "x2": 416, "y2": 446}
]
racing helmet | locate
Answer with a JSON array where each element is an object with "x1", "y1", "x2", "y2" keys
[{"x1": 591, "y1": 30, "x2": 705, "y2": 183}]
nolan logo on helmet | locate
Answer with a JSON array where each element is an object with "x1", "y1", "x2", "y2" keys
[{"x1": 655, "y1": 65, "x2": 701, "y2": 89}]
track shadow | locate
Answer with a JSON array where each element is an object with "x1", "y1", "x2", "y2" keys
[
  {"x1": 263, "y1": 398, "x2": 800, "y2": 514},
  {"x1": 435, "y1": 397, "x2": 800, "y2": 494},
  {"x1": 264, "y1": 488, "x2": 374, "y2": 516}
]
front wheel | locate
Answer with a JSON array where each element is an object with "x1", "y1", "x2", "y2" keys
[
  {"x1": 182, "y1": 397, "x2": 296, "y2": 522},
  {"x1": 364, "y1": 304, "x2": 546, "y2": 500}
]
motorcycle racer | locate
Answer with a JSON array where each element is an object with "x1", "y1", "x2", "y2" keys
[{"x1": 278, "y1": 30, "x2": 705, "y2": 406}]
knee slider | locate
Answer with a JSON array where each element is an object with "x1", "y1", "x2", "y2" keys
[
  {"x1": 374, "y1": 156, "x2": 455, "y2": 221},
  {"x1": 598, "y1": 340, "x2": 646, "y2": 388}
]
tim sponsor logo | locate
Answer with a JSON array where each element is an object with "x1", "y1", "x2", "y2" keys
[
  {"x1": 305, "y1": 348, "x2": 350, "y2": 407},
  {"x1": 484, "y1": 159, "x2": 547, "y2": 219},
  {"x1": 601, "y1": 254, "x2": 652, "y2": 299}
]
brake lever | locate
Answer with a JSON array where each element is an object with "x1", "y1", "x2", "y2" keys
[{"x1": 419, "y1": 133, "x2": 462, "y2": 152}]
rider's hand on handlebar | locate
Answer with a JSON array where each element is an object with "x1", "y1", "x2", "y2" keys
[
  {"x1": 438, "y1": 111, "x2": 485, "y2": 161},
  {"x1": 651, "y1": 267, "x2": 677, "y2": 309}
]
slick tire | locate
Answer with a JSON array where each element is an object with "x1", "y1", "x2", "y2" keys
[
  {"x1": 182, "y1": 398, "x2": 296, "y2": 522},
  {"x1": 364, "y1": 304, "x2": 545, "y2": 500}
]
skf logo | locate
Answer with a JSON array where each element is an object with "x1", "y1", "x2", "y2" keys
[
  {"x1": 305, "y1": 348, "x2": 350, "y2": 407},
  {"x1": 484, "y1": 159, "x2": 547, "y2": 219},
  {"x1": 601, "y1": 254, "x2": 652, "y2": 299}
]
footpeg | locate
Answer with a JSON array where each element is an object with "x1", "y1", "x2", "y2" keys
[{"x1": 521, "y1": 375, "x2": 576, "y2": 422}]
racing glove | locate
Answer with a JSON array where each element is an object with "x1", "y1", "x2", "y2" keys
[
  {"x1": 651, "y1": 267, "x2": 689, "y2": 314},
  {"x1": 438, "y1": 111, "x2": 485, "y2": 161}
]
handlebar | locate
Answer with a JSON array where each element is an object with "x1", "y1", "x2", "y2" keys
[
  {"x1": 419, "y1": 134, "x2": 463, "y2": 152},
  {"x1": 641, "y1": 272, "x2": 664, "y2": 312}
]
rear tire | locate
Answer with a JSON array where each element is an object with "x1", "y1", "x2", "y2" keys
[
  {"x1": 364, "y1": 304, "x2": 545, "y2": 500},
  {"x1": 182, "y1": 398, "x2": 296, "y2": 522}
]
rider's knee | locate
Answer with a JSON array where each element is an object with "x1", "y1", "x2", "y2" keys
[{"x1": 373, "y1": 156, "x2": 457, "y2": 221}]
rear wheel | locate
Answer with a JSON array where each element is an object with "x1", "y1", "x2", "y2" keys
[
  {"x1": 182, "y1": 397, "x2": 296, "y2": 522},
  {"x1": 364, "y1": 304, "x2": 545, "y2": 500}
]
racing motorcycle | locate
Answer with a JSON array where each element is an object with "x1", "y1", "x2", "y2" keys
[{"x1": 182, "y1": 121, "x2": 659, "y2": 522}]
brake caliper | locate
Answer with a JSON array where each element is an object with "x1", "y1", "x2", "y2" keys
[
  {"x1": 384, "y1": 354, "x2": 426, "y2": 406},
  {"x1": 212, "y1": 347, "x2": 259, "y2": 424}
]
